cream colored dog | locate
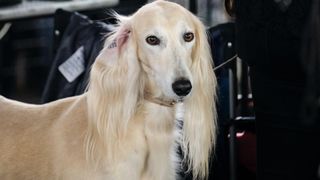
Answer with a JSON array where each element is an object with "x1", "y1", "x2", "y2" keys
[{"x1": 0, "y1": 1, "x2": 217, "y2": 180}]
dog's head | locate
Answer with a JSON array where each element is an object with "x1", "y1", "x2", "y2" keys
[
  {"x1": 98, "y1": 1, "x2": 214, "y2": 104},
  {"x1": 131, "y1": 1, "x2": 197, "y2": 102},
  {"x1": 89, "y1": 1, "x2": 217, "y2": 179}
]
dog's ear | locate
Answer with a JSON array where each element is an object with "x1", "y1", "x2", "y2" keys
[
  {"x1": 98, "y1": 24, "x2": 133, "y2": 66},
  {"x1": 86, "y1": 16, "x2": 143, "y2": 162},
  {"x1": 182, "y1": 14, "x2": 217, "y2": 179}
]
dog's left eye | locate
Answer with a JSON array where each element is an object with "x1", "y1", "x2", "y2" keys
[
  {"x1": 146, "y1": 36, "x2": 160, "y2": 45},
  {"x1": 183, "y1": 32, "x2": 194, "y2": 42}
]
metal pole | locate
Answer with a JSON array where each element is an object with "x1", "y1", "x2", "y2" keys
[{"x1": 228, "y1": 68, "x2": 237, "y2": 180}]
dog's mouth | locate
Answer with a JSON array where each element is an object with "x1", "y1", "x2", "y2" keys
[{"x1": 176, "y1": 97, "x2": 185, "y2": 103}]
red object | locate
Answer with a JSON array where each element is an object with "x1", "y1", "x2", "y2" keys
[{"x1": 237, "y1": 131, "x2": 257, "y2": 173}]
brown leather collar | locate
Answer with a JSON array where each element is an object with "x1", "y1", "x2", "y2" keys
[{"x1": 144, "y1": 92, "x2": 176, "y2": 107}]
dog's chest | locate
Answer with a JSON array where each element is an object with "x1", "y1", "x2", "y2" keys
[{"x1": 141, "y1": 104, "x2": 181, "y2": 180}]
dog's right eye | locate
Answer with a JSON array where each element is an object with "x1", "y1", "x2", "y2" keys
[{"x1": 146, "y1": 36, "x2": 160, "y2": 45}]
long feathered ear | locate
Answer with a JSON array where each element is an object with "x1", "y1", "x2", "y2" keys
[
  {"x1": 182, "y1": 14, "x2": 217, "y2": 180},
  {"x1": 86, "y1": 15, "x2": 143, "y2": 163}
]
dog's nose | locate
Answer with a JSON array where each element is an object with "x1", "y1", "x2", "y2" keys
[{"x1": 172, "y1": 79, "x2": 192, "y2": 96}]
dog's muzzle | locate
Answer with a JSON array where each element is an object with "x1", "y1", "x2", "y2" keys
[{"x1": 172, "y1": 79, "x2": 192, "y2": 97}]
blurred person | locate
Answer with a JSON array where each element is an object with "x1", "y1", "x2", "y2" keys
[{"x1": 227, "y1": 0, "x2": 320, "y2": 179}]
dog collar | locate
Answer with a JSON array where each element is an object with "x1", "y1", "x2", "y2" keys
[{"x1": 144, "y1": 93, "x2": 176, "y2": 107}]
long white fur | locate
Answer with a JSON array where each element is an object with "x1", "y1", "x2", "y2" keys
[{"x1": 0, "y1": 1, "x2": 217, "y2": 180}]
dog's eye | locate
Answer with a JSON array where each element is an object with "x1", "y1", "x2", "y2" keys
[
  {"x1": 146, "y1": 36, "x2": 160, "y2": 45},
  {"x1": 183, "y1": 32, "x2": 194, "y2": 42}
]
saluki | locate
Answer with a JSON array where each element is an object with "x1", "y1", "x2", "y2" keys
[{"x1": 0, "y1": 1, "x2": 217, "y2": 179}]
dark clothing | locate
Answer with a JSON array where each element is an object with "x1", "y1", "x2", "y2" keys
[
  {"x1": 41, "y1": 11, "x2": 110, "y2": 103},
  {"x1": 235, "y1": 0, "x2": 320, "y2": 179}
]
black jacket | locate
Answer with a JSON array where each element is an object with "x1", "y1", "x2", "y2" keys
[
  {"x1": 41, "y1": 11, "x2": 110, "y2": 103},
  {"x1": 235, "y1": 1, "x2": 319, "y2": 180}
]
